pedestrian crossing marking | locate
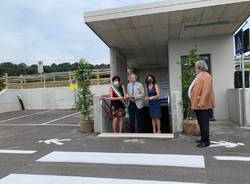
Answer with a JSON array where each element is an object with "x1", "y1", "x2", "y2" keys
[
  {"x1": 37, "y1": 151, "x2": 205, "y2": 168},
  {"x1": 214, "y1": 156, "x2": 250, "y2": 161},
  {"x1": 0, "y1": 150, "x2": 36, "y2": 154},
  {"x1": 0, "y1": 174, "x2": 206, "y2": 184},
  {"x1": 98, "y1": 133, "x2": 175, "y2": 138}
]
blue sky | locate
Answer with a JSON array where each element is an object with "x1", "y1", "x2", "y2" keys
[{"x1": 0, "y1": 0, "x2": 249, "y2": 65}]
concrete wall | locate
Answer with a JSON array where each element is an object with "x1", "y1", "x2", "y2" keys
[
  {"x1": 227, "y1": 88, "x2": 250, "y2": 126},
  {"x1": 168, "y1": 35, "x2": 234, "y2": 120},
  {"x1": 0, "y1": 85, "x2": 110, "y2": 113},
  {"x1": 90, "y1": 85, "x2": 109, "y2": 97},
  {"x1": 110, "y1": 47, "x2": 128, "y2": 85},
  {"x1": 136, "y1": 66, "x2": 169, "y2": 84},
  {"x1": 20, "y1": 87, "x2": 75, "y2": 110},
  {"x1": 93, "y1": 96, "x2": 112, "y2": 133},
  {"x1": 0, "y1": 89, "x2": 22, "y2": 113}
]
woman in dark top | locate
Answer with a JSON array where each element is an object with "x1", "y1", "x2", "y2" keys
[
  {"x1": 145, "y1": 75, "x2": 161, "y2": 133},
  {"x1": 109, "y1": 75, "x2": 126, "y2": 133}
]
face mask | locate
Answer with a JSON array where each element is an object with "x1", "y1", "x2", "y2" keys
[
  {"x1": 114, "y1": 81, "x2": 119, "y2": 86},
  {"x1": 147, "y1": 79, "x2": 153, "y2": 84}
]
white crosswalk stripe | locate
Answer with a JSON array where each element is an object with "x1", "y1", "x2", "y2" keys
[
  {"x1": 0, "y1": 151, "x2": 207, "y2": 184},
  {"x1": 214, "y1": 156, "x2": 250, "y2": 161},
  {"x1": 0, "y1": 150, "x2": 36, "y2": 154},
  {"x1": 36, "y1": 151, "x2": 205, "y2": 168},
  {"x1": 0, "y1": 174, "x2": 205, "y2": 184}
]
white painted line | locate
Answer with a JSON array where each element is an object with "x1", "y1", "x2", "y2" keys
[
  {"x1": 0, "y1": 150, "x2": 36, "y2": 154},
  {"x1": 0, "y1": 111, "x2": 51, "y2": 123},
  {"x1": 41, "y1": 112, "x2": 80, "y2": 125},
  {"x1": 214, "y1": 156, "x2": 250, "y2": 162},
  {"x1": 46, "y1": 124, "x2": 79, "y2": 127},
  {"x1": 98, "y1": 133, "x2": 175, "y2": 139},
  {"x1": 37, "y1": 151, "x2": 205, "y2": 168},
  {"x1": 0, "y1": 174, "x2": 205, "y2": 184},
  {"x1": 0, "y1": 124, "x2": 79, "y2": 127},
  {"x1": 38, "y1": 138, "x2": 71, "y2": 145},
  {"x1": 210, "y1": 141, "x2": 245, "y2": 148}
]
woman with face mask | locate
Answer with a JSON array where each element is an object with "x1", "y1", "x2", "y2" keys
[
  {"x1": 109, "y1": 75, "x2": 127, "y2": 133},
  {"x1": 145, "y1": 75, "x2": 161, "y2": 133}
]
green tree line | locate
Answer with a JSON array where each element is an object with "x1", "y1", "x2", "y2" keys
[{"x1": 0, "y1": 62, "x2": 110, "y2": 77}]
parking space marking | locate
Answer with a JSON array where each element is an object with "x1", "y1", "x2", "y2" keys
[
  {"x1": 37, "y1": 151, "x2": 205, "y2": 168},
  {"x1": 0, "y1": 150, "x2": 36, "y2": 154},
  {"x1": 214, "y1": 156, "x2": 250, "y2": 162},
  {"x1": 0, "y1": 111, "x2": 51, "y2": 123},
  {"x1": 0, "y1": 174, "x2": 205, "y2": 184},
  {"x1": 0, "y1": 124, "x2": 79, "y2": 127},
  {"x1": 41, "y1": 112, "x2": 80, "y2": 125}
]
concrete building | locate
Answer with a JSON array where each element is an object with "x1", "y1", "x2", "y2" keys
[{"x1": 85, "y1": 0, "x2": 250, "y2": 133}]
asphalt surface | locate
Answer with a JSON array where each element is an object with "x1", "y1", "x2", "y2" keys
[{"x1": 0, "y1": 110, "x2": 249, "y2": 184}]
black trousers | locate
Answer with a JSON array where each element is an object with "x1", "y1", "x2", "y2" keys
[
  {"x1": 195, "y1": 110, "x2": 210, "y2": 144},
  {"x1": 128, "y1": 102, "x2": 143, "y2": 133}
]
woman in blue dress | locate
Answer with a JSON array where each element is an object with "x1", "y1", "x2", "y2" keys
[{"x1": 145, "y1": 75, "x2": 161, "y2": 133}]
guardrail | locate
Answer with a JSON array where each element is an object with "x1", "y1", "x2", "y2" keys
[{"x1": 0, "y1": 68, "x2": 111, "y2": 89}]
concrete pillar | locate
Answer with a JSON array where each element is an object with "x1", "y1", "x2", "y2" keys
[
  {"x1": 110, "y1": 47, "x2": 127, "y2": 85},
  {"x1": 168, "y1": 41, "x2": 184, "y2": 133}
]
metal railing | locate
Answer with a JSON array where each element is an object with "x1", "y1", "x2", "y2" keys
[{"x1": 0, "y1": 68, "x2": 111, "y2": 89}]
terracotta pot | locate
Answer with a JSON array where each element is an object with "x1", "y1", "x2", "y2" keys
[
  {"x1": 183, "y1": 119, "x2": 200, "y2": 136},
  {"x1": 79, "y1": 118, "x2": 94, "y2": 133}
]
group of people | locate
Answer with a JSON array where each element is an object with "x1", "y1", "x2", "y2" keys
[
  {"x1": 109, "y1": 73, "x2": 161, "y2": 134},
  {"x1": 106, "y1": 60, "x2": 215, "y2": 148}
]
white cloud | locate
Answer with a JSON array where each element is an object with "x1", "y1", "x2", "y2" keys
[
  {"x1": 0, "y1": 0, "x2": 248, "y2": 65},
  {"x1": 0, "y1": 0, "x2": 159, "y2": 65}
]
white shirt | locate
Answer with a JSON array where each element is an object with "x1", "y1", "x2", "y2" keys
[
  {"x1": 129, "y1": 82, "x2": 138, "y2": 96},
  {"x1": 188, "y1": 73, "x2": 201, "y2": 99}
]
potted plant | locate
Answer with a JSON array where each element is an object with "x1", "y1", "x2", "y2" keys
[
  {"x1": 181, "y1": 48, "x2": 200, "y2": 136},
  {"x1": 76, "y1": 59, "x2": 94, "y2": 133}
]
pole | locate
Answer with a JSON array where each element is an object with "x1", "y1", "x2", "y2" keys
[
  {"x1": 238, "y1": 21, "x2": 248, "y2": 127},
  {"x1": 74, "y1": 89, "x2": 77, "y2": 109},
  {"x1": 96, "y1": 69, "x2": 100, "y2": 85},
  {"x1": 43, "y1": 73, "x2": 46, "y2": 88},
  {"x1": 20, "y1": 74, "x2": 23, "y2": 89},
  {"x1": 5, "y1": 73, "x2": 8, "y2": 89},
  {"x1": 240, "y1": 48, "x2": 246, "y2": 127}
]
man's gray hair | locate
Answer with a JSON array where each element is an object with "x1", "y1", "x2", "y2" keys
[
  {"x1": 130, "y1": 72, "x2": 137, "y2": 76},
  {"x1": 196, "y1": 60, "x2": 208, "y2": 71}
]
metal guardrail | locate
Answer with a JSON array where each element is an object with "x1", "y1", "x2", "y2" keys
[{"x1": 0, "y1": 68, "x2": 111, "y2": 89}]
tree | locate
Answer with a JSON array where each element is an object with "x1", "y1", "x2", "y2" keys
[
  {"x1": 181, "y1": 48, "x2": 198, "y2": 118},
  {"x1": 0, "y1": 61, "x2": 110, "y2": 77},
  {"x1": 76, "y1": 59, "x2": 93, "y2": 118},
  {"x1": 17, "y1": 63, "x2": 27, "y2": 75},
  {"x1": 27, "y1": 64, "x2": 38, "y2": 75}
]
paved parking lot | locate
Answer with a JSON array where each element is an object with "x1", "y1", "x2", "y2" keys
[
  {"x1": 0, "y1": 110, "x2": 80, "y2": 126},
  {"x1": 0, "y1": 110, "x2": 249, "y2": 184}
]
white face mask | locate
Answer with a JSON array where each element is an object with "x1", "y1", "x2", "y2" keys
[{"x1": 114, "y1": 81, "x2": 119, "y2": 86}]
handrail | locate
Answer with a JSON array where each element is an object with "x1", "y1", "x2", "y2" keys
[
  {"x1": 0, "y1": 68, "x2": 111, "y2": 89},
  {"x1": 0, "y1": 68, "x2": 110, "y2": 79}
]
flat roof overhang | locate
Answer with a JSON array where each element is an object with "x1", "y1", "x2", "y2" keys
[{"x1": 84, "y1": 0, "x2": 250, "y2": 68}]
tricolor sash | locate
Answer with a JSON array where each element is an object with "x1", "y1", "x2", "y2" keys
[
  {"x1": 111, "y1": 84, "x2": 129, "y2": 118},
  {"x1": 111, "y1": 84, "x2": 123, "y2": 98}
]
